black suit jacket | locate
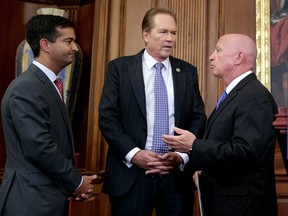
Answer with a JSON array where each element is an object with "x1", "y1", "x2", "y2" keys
[
  {"x1": 0, "y1": 64, "x2": 82, "y2": 216},
  {"x1": 191, "y1": 73, "x2": 278, "y2": 216},
  {"x1": 98, "y1": 49, "x2": 206, "y2": 196}
]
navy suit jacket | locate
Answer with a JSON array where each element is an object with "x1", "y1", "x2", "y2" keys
[
  {"x1": 98, "y1": 49, "x2": 206, "y2": 196},
  {"x1": 0, "y1": 64, "x2": 82, "y2": 216},
  {"x1": 191, "y1": 73, "x2": 278, "y2": 216}
]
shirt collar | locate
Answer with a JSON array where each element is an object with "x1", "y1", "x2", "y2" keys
[
  {"x1": 226, "y1": 70, "x2": 253, "y2": 94},
  {"x1": 32, "y1": 60, "x2": 57, "y2": 82},
  {"x1": 143, "y1": 49, "x2": 169, "y2": 70}
]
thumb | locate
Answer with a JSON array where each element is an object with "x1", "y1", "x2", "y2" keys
[
  {"x1": 89, "y1": 174, "x2": 97, "y2": 180},
  {"x1": 174, "y1": 127, "x2": 185, "y2": 135}
]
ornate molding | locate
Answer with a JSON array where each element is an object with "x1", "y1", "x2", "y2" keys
[
  {"x1": 255, "y1": 0, "x2": 271, "y2": 90},
  {"x1": 16, "y1": 0, "x2": 94, "y2": 5}
]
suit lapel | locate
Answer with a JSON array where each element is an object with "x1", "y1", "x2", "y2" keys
[
  {"x1": 170, "y1": 57, "x2": 185, "y2": 126},
  {"x1": 29, "y1": 64, "x2": 74, "y2": 144},
  {"x1": 205, "y1": 73, "x2": 257, "y2": 137},
  {"x1": 128, "y1": 50, "x2": 147, "y2": 120}
]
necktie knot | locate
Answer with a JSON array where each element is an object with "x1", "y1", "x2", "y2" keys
[
  {"x1": 154, "y1": 62, "x2": 164, "y2": 71},
  {"x1": 54, "y1": 77, "x2": 64, "y2": 101},
  {"x1": 216, "y1": 90, "x2": 227, "y2": 109}
]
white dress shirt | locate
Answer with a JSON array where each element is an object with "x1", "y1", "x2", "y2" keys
[
  {"x1": 125, "y1": 50, "x2": 188, "y2": 168},
  {"x1": 32, "y1": 60, "x2": 62, "y2": 97}
]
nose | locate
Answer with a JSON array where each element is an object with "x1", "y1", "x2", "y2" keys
[
  {"x1": 166, "y1": 32, "x2": 174, "y2": 41},
  {"x1": 209, "y1": 51, "x2": 215, "y2": 61},
  {"x1": 72, "y1": 42, "x2": 79, "y2": 52}
]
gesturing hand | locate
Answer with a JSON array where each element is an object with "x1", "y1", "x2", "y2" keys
[{"x1": 162, "y1": 127, "x2": 196, "y2": 153}]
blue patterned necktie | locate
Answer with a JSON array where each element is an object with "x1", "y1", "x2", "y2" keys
[
  {"x1": 152, "y1": 62, "x2": 169, "y2": 155},
  {"x1": 216, "y1": 90, "x2": 227, "y2": 109}
]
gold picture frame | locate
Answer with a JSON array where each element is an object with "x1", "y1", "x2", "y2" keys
[
  {"x1": 256, "y1": 0, "x2": 271, "y2": 90},
  {"x1": 257, "y1": 0, "x2": 288, "y2": 107}
]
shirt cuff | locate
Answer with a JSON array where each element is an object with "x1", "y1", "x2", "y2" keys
[
  {"x1": 176, "y1": 152, "x2": 189, "y2": 171},
  {"x1": 75, "y1": 177, "x2": 83, "y2": 191},
  {"x1": 123, "y1": 147, "x2": 141, "y2": 168}
]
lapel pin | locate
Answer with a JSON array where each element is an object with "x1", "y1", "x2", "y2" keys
[{"x1": 176, "y1": 68, "x2": 181, "y2": 72}]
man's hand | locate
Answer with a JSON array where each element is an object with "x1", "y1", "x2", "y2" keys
[
  {"x1": 162, "y1": 127, "x2": 196, "y2": 153},
  {"x1": 145, "y1": 152, "x2": 181, "y2": 175},
  {"x1": 131, "y1": 150, "x2": 161, "y2": 170},
  {"x1": 131, "y1": 150, "x2": 174, "y2": 175},
  {"x1": 73, "y1": 174, "x2": 97, "y2": 201}
]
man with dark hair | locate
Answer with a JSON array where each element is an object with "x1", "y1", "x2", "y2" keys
[
  {"x1": 0, "y1": 14, "x2": 96, "y2": 216},
  {"x1": 99, "y1": 7, "x2": 206, "y2": 216}
]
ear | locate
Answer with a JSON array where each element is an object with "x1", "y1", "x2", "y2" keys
[
  {"x1": 142, "y1": 31, "x2": 149, "y2": 44},
  {"x1": 39, "y1": 38, "x2": 50, "y2": 53},
  {"x1": 234, "y1": 51, "x2": 243, "y2": 66}
]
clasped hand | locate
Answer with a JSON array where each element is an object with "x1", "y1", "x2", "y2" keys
[
  {"x1": 72, "y1": 174, "x2": 97, "y2": 201},
  {"x1": 131, "y1": 149, "x2": 182, "y2": 175}
]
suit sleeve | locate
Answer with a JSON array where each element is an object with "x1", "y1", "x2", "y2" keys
[
  {"x1": 10, "y1": 80, "x2": 82, "y2": 194},
  {"x1": 191, "y1": 88, "x2": 277, "y2": 171},
  {"x1": 98, "y1": 60, "x2": 144, "y2": 161}
]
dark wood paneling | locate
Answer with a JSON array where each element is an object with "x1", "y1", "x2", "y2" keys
[
  {"x1": 71, "y1": 3, "x2": 95, "y2": 168},
  {"x1": 0, "y1": 0, "x2": 94, "y2": 170},
  {"x1": 1, "y1": 0, "x2": 287, "y2": 215},
  {"x1": 0, "y1": 0, "x2": 27, "y2": 168}
]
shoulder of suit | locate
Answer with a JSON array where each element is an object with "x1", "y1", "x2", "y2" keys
[
  {"x1": 110, "y1": 49, "x2": 144, "y2": 63},
  {"x1": 169, "y1": 56, "x2": 197, "y2": 70}
]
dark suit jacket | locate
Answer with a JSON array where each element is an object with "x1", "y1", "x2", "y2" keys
[
  {"x1": 191, "y1": 73, "x2": 278, "y2": 216},
  {"x1": 98, "y1": 49, "x2": 206, "y2": 196},
  {"x1": 0, "y1": 64, "x2": 82, "y2": 216}
]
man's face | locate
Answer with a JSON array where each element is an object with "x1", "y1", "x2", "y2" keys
[
  {"x1": 143, "y1": 14, "x2": 177, "y2": 62},
  {"x1": 48, "y1": 27, "x2": 78, "y2": 70},
  {"x1": 209, "y1": 36, "x2": 236, "y2": 79}
]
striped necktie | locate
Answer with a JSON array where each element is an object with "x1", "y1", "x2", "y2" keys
[{"x1": 54, "y1": 77, "x2": 64, "y2": 101}]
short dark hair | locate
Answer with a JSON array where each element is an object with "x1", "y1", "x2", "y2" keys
[
  {"x1": 26, "y1": 14, "x2": 75, "y2": 57},
  {"x1": 142, "y1": 7, "x2": 177, "y2": 33}
]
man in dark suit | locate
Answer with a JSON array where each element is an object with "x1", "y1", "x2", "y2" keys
[
  {"x1": 0, "y1": 15, "x2": 96, "y2": 216},
  {"x1": 163, "y1": 34, "x2": 278, "y2": 216},
  {"x1": 98, "y1": 7, "x2": 206, "y2": 216}
]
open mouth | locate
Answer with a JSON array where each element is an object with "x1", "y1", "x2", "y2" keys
[{"x1": 163, "y1": 46, "x2": 172, "y2": 50}]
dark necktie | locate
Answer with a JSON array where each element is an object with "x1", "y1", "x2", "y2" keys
[
  {"x1": 216, "y1": 90, "x2": 227, "y2": 109},
  {"x1": 152, "y1": 62, "x2": 169, "y2": 155},
  {"x1": 54, "y1": 77, "x2": 64, "y2": 101}
]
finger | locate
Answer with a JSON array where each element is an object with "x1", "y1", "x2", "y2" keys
[
  {"x1": 74, "y1": 196, "x2": 84, "y2": 201},
  {"x1": 87, "y1": 188, "x2": 93, "y2": 193},
  {"x1": 158, "y1": 171, "x2": 170, "y2": 175},
  {"x1": 81, "y1": 193, "x2": 90, "y2": 200},
  {"x1": 89, "y1": 174, "x2": 97, "y2": 180},
  {"x1": 145, "y1": 169, "x2": 162, "y2": 175},
  {"x1": 174, "y1": 127, "x2": 184, "y2": 134},
  {"x1": 160, "y1": 153, "x2": 170, "y2": 160}
]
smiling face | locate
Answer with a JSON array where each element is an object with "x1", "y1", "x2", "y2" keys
[
  {"x1": 39, "y1": 26, "x2": 79, "y2": 73},
  {"x1": 143, "y1": 13, "x2": 177, "y2": 62},
  {"x1": 48, "y1": 27, "x2": 78, "y2": 69}
]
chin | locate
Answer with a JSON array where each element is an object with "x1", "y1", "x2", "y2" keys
[{"x1": 160, "y1": 53, "x2": 171, "y2": 59}]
